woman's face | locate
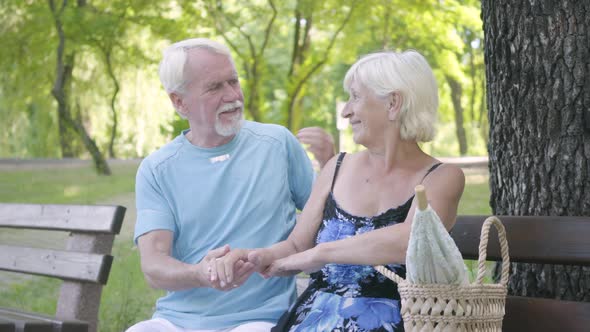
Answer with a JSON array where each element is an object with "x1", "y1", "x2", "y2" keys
[{"x1": 341, "y1": 79, "x2": 389, "y2": 146}]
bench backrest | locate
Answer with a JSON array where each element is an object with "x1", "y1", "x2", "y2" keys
[
  {"x1": 0, "y1": 203, "x2": 126, "y2": 332},
  {"x1": 451, "y1": 215, "x2": 590, "y2": 331}
]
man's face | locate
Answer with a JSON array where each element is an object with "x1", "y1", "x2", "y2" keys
[{"x1": 179, "y1": 48, "x2": 245, "y2": 139}]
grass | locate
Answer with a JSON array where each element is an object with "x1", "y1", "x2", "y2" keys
[
  {"x1": 458, "y1": 169, "x2": 492, "y2": 215},
  {"x1": 456, "y1": 168, "x2": 495, "y2": 282},
  {"x1": 0, "y1": 161, "x2": 493, "y2": 331},
  {"x1": 0, "y1": 164, "x2": 137, "y2": 204}
]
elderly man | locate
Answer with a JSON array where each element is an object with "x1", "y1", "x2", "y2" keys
[{"x1": 126, "y1": 38, "x2": 334, "y2": 332}]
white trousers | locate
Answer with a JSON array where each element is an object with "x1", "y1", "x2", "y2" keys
[{"x1": 126, "y1": 318, "x2": 274, "y2": 332}]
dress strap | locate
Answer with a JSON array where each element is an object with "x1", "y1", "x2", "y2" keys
[
  {"x1": 331, "y1": 152, "x2": 347, "y2": 192},
  {"x1": 420, "y1": 162, "x2": 443, "y2": 184}
]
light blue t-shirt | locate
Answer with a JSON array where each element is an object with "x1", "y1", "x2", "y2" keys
[{"x1": 134, "y1": 121, "x2": 314, "y2": 329}]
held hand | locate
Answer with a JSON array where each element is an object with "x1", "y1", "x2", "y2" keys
[
  {"x1": 297, "y1": 127, "x2": 335, "y2": 169},
  {"x1": 247, "y1": 249, "x2": 274, "y2": 273},
  {"x1": 264, "y1": 248, "x2": 325, "y2": 278},
  {"x1": 199, "y1": 245, "x2": 231, "y2": 290},
  {"x1": 209, "y1": 248, "x2": 256, "y2": 291}
]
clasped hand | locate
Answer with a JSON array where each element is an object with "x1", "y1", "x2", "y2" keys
[
  {"x1": 204, "y1": 246, "x2": 325, "y2": 291},
  {"x1": 201, "y1": 245, "x2": 257, "y2": 291}
]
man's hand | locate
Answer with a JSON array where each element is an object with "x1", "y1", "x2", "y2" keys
[
  {"x1": 198, "y1": 245, "x2": 231, "y2": 290},
  {"x1": 208, "y1": 248, "x2": 256, "y2": 291},
  {"x1": 297, "y1": 127, "x2": 335, "y2": 169}
]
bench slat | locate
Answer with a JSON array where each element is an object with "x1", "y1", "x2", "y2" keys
[
  {"x1": 452, "y1": 215, "x2": 590, "y2": 266},
  {"x1": 0, "y1": 308, "x2": 88, "y2": 332},
  {"x1": 0, "y1": 204, "x2": 124, "y2": 234},
  {"x1": 504, "y1": 296, "x2": 590, "y2": 332},
  {"x1": 0, "y1": 245, "x2": 113, "y2": 284},
  {"x1": 0, "y1": 307, "x2": 88, "y2": 332},
  {"x1": 0, "y1": 318, "x2": 15, "y2": 332},
  {"x1": 0, "y1": 309, "x2": 53, "y2": 332}
]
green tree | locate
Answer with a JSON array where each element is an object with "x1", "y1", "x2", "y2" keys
[
  {"x1": 48, "y1": 0, "x2": 111, "y2": 175},
  {"x1": 0, "y1": 1, "x2": 60, "y2": 157},
  {"x1": 203, "y1": 0, "x2": 277, "y2": 123},
  {"x1": 0, "y1": 0, "x2": 486, "y2": 160},
  {"x1": 282, "y1": 0, "x2": 356, "y2": 132}
]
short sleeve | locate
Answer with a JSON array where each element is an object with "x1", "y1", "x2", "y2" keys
[
  {"x1": 284, "y1": 128, "x2": 315, "y2": 210},
  {"x1": 134, "y1": 159, "x2": 177, "y2": 244}
]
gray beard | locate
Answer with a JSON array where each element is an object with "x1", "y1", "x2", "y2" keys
[{"x1": 215, "y1": 114, "x2": 243, "y2": 137}]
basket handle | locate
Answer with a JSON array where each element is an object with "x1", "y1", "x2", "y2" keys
[
  {"x1": 476, "y1": 216, "x2": 510, "y2": 285},
  {"x1": 374, "y1": 265, "x2": 405, "y2": 284}
]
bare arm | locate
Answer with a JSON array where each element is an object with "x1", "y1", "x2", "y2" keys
[
  {"x1": 267, "y1": 164, "x2": 465, "y2": 274},
  {"x1": 138, "y1": 230, "x2": 254, "y2": 291},
  {"x1": 285, "y1": 154, "x2": 338, "y2": 251},
  {"x1": 138, "y1": 230, "x2": 210, "y2": 290}
]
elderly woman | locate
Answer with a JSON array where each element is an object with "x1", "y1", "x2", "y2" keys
[{"x1": 214, "y1": 50, "x2": 465, "y2": 331}]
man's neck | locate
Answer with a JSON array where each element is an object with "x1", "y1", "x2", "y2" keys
[{"x1": 186, "y1": 130, "x2": 235, "y2": 148}]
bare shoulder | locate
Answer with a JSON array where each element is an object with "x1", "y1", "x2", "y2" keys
[
  {"x1": 315, "y1": 151, "x2": 361, "y2": 192},
  {"x1": 423, "y1": 163, "x2": 465, "y2": 199},
  {"x1": 431, "y1": 163, "x2": 465, "y2": 182},
  {"x1": 314, "y1": 153, "x2": 341, "y2": 191},
  {"x1": 339, "y1": 150, "x2": 366, "y2": 168}
]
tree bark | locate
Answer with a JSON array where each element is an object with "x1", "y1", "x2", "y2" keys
[{"x1": 483, "y1": 0, "x2": 590, "y2": 300}]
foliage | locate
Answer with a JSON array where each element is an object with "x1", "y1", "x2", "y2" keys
[{"x1": 0, "y1": 1, "x2": 486, "y2": 160}]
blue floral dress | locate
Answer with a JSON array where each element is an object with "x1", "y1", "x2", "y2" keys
[{"x1": 273, "y1": 153, "x2": 440, "y2": 332}]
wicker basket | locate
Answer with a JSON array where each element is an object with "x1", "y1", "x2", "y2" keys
[{"x1": 376, "y1": 216, "x2": 510, "y2": 332}]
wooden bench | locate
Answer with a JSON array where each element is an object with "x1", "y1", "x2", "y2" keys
[
  {"x1": 451, "y1": 215, "x2": 590, "y2": 332},
  {"x1": 0, "y1": 203, "x2": 126, "y2": 332}
]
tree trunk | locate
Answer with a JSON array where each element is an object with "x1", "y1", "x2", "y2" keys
[
  {"x1": 57, "y1": 55, "x2": 78, "y2": 158},
  {"x1": 483, "y1": 0, "x2": 590, "y2": 300},
  {"x1": 104, "y1": 49, "x2": 119, "y2": 159},
  {"x1": 446, "y1": 75, "x2": 468, "y2": 156},
  {"x1": 49, "y1": 0, "x2": 111, "y2": 175},
  {"x1": 286, "y1": 0, "x2": 313, "y2": 131}
]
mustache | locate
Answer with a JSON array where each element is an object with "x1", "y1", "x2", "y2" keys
[{"x1": 217, "y1": 101, "x2": 243, "y2": 114}]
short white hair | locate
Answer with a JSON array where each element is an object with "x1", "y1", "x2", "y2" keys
[
  {"x1": 343, "y1": 50, "x2": 439, "y2": 142},
  {"x1": 159, "y1": 38, "x2": 232, "y2": 95}
]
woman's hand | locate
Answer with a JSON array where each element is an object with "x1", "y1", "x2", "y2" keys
[{"x1": 264, "y1": 248, "x2": 325, "y2": 277}]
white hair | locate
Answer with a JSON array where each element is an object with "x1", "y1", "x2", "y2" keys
[
  {"x1": 159, "y1": 38, "x2": 232, "y2": 95},
  {"x1": 343, "y1": 50, "x2": 439, "y2": 142}
]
